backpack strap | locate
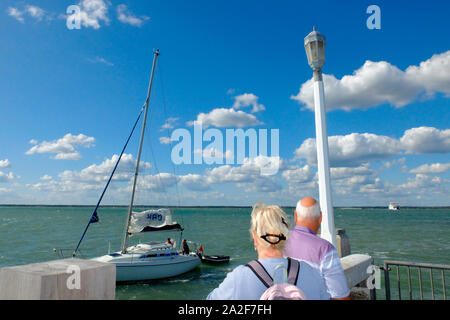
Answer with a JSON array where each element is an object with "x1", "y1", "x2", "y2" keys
[
  {"x1": 246, "y1": 258, "x2": 301, "y2": 288},
  {"x1": 286, "y1": 257, "x2": 300, "y2": 285},
  {"x1": 246, "y1": 260, "x2": 273, "y2": 288}
]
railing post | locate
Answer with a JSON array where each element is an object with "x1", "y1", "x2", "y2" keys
[
  {"x1": 407, "y1": 266, "x2": 412, "y2": 300},
  {"x1": 396, "y1": 266, "x2": 402, "y2": 300},
  {"x1": 384, "y1": 262, "x2": 391, "y2": 300},
  {"x1": 418, "y1": 267, "x2": 423, "y2": 300},
  {"x1": 442, "y1": 270, "x2": 446, "y2": 300},
  {"x1": 430, "y1": 269, "x2": 435, "y2": 300}
]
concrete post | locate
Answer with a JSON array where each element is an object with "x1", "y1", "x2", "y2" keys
[
  {"x1": 336, "y1": 228, "x2": 351, "y2": 258},
  {"x1": 340, "y1": 254, "x2": 375, "y2": 300},
  {"x1": 0, "y1": 258, "x2": 115, "y2": 300}
]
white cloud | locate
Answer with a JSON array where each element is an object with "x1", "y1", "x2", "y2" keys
[
  {"x1": 161, "y1": 117, "x2": 179, "y2": 131},
  {"x1": 282, "y1": 164, "x2": 314, "y2": 184},
  {"x1": 7, "y1": 7, "x2": 25, "y2": 22},
  {"x1": 59, "y1": 154, "x2": 150, "y2": 183},
  {"x1": 87, "y1": 56, "x2": 114, "y2": 66},
  {"x1": 226, "y1": 88, "x2": 235, "y2": 95},
  {"x1": 232, "y1": 93, "x2": 265, "y2": 113},
  {"x1": 193, "y1": 148, "x2": 234, "y2": 161},
  {"x1": 282, "y1": 163, "x2": 378, "y2": 196},
  {"x1": 188, "y1": 92, "x2": 266, "y2": 129},
  {"x1": 238, "y1": 175, "x2": 281, "y2": 193},
  {"x1": 295, "y1": 127, "x2": 450, "y2": 167},
  {"x1": 396, "y1": 174, "x2": 444, "y2": 193},
  {"x1": 406, "y1": 51, "x2": 450, "y2": 95},
  {"x1": 0, "y1": 171, "x2": 15, "y2": 183},
  {"x1": 67, "y1": 0, "x2": 111, "y2": 30},
  {"x1": 121, "y1": 155, "x2": 283, "y2": 194},
  {"x1": 28, "y1": 179, "x2": 102, "y2": 193},
  {"x1": 135, "y1": 172, "x2": 212, "y2": 192},
  {"x1": 55, "y1": 152, "x2": 82, "y2": 160},
  {"x1": 295, "y1": 132, "x2": 401, "y2": 167},
  {"x1": 0, "y1": 159, "x2": 11, "y2": 169},
  {"x1": 292, "y1": 51, "x2": 450, "y2": 111},
  {"x1": 27, "y1": 153, "x2": 151, "y2": 198},
  {"x1": 188, "y1": 108, "x2": 262, "y2": 129},
  {"x1": 205, "y1": 156, "x2": 283, "y2": 192},
  {"x1": 0, "y1": 159, "x2": 16, "y2": 184},
  {"x1": 0, "y1": 187, "x2": 11, "y2": 194},
  {"x1": 25, "y1": 133, "x2": 95, "y2": 160},
  {"x1": 179, "y1": 174, "x2": 211, "y2": 191},
  {"x1": 117, "y1": 4, "x2": 149, "y2": 27},
  {"x1": 137, "y1": 173, "x2": 179, "y2": 192},
  {"x1": 401, "y1": 127, "x2": 450, "y2": 154},
  {"x1": 410, "y1": 163, "x2": 450, "y2": 174},
  {"x1": 383, "y1": 157, "x2": 406, "y2": 169},
  {"x1": 159, "y1": 136, "x2": 172, "y2": 145},
  {"x1": 26, "y1": 5, "x2": 45, "y2": 21},
  {"x1": 7, "y1": 5, "x2": 51, "y2": 23},
  {"x1": 330, "y1": 164, "x2": 375, "y2": 180}
]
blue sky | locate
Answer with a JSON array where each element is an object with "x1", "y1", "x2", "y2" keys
[{"x1": 0, "y1": 0, "x2": 449, "y2": 206}]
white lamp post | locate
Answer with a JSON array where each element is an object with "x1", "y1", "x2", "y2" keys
[{"x1": 304, "y1": 27, "x2": 336, "y2": 247}]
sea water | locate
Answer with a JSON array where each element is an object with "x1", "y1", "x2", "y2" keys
[{"x1": 0, "y1": 206, "x2": 449, "y2": 300}]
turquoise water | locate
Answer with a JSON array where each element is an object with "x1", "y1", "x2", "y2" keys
[{"x1": 0, "y1": 206, "x2": 449, "y2": 300}]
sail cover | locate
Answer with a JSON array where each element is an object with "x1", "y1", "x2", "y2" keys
[{"x1": 128, "y1": 209, "x2": 183, "y2": 234}]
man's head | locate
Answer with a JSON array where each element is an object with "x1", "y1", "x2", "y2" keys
[{"x1": 294, "y1": 197, "x2": 322, "y2": 234}]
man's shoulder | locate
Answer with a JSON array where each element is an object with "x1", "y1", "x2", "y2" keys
[
  {"x1": 287, "y1": 230, "x2": 337, "y2": 266},
  {"x1": 290, "y1": 228, "x2": 336, "y2": 250}
]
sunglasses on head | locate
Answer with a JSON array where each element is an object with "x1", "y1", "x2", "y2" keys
[{"x1": 260, "y1": 233, "x2": 286, "y2": 245}]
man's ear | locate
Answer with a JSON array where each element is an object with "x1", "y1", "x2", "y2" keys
[
  {"x1": 294, "y1": 210, "x2": 297, "y2": 222},
  {"x1": 319, "y1": 212, "x2": 322, "y2": 225}
]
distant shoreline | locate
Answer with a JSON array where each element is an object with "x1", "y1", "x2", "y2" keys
[{"x1": 0, "y1": 204, "x2": 449, "y2": 209}]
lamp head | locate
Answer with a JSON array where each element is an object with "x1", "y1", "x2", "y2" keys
[{"x1": 304, "y1": 27, "x2": 326, "y2": 72}]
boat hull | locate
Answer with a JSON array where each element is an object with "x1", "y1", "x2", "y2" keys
[
  {"x1": 115, "y1": 255, "x2": 201, "y2": 282},
  {"x1": 201, "y1": 255, "x2": 230, "y2": 265},
  {"x1": 92, "y1": 243, "x2": 201, "y2": 282}
]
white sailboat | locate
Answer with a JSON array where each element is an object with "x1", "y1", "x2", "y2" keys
[
  {"x1": 70, "y1": 49, "x2": 201, "y2": 282},
  {"x1": 388, "y1": 202, "x2": 400, "y2": 211},
  {"x1": 92, "y1": 209, "x2": 201, "y2": 282}
]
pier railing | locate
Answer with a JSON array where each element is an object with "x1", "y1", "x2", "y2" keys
[{"x1": 383, "y1": 260, "x2": 449, "y2": 300}]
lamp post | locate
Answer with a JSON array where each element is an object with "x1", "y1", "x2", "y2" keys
[{"x1": 304, "y1": 27, "x2": 336, "y2": 247}]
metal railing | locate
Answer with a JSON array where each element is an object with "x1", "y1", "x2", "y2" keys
[
  {"x1": 53, "y1": 247, "x2": 85, "y2": 259},
  {"x1": 384, "y1": 260, "x2": 449, "y2": 300}
]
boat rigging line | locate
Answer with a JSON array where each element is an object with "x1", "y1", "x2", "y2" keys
[{"x1": 72, "y1": 103, "x2": 146, "y2": 257}]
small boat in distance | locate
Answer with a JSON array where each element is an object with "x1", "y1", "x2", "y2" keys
[
  {"x1": 200, "y1": 255, "x2": 230, "y2": 265},
  {"x1": 388, "y1": 202, "x2": 400, "y2": 211}
]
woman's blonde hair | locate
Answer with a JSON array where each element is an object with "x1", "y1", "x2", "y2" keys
[{"x1": 250, "y1": 202, "x2": 290, "y2": 250}]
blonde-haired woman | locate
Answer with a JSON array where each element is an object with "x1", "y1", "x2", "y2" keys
[{"x1": 206, "y1": 203, "x2": 330, "y2": 300}]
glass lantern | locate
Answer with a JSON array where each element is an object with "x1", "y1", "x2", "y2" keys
[{"x1": 304, "y1": 27, "x2": 326, "y2": 72}]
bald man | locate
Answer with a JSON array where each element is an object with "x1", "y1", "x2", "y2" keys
[{"x1": 284, "y1": 197, "x2": 351, "y2": 300}]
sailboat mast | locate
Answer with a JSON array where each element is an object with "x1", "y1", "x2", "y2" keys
[{"x1": 121, "y1": 49, "x2": 160, "y2": 254}]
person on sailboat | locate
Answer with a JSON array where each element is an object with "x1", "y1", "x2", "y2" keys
[
  {"x1": 182, "y1": 239, "x2": 190, "y2": 255},
  {"x1": 206, "y1": 204, "x2": 330, "y2": 300},
  {"x1": 165, "y1": 238, "x2": 174, "y2": 246}
]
